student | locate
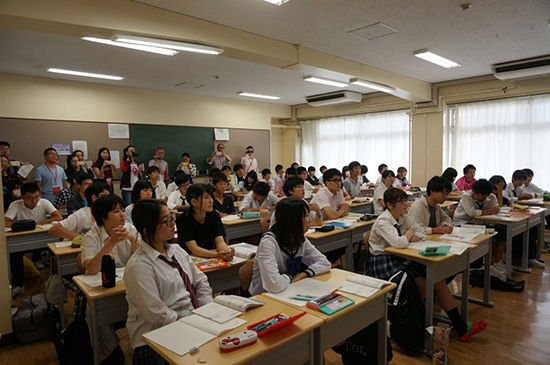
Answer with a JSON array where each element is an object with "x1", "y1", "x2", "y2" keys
[
  {"x1": 296, "y1": 166, "x2": 315, "y2": 198},
  {"x1": 240, "y1": 145, "x2": 258, "y2": 174},
  {"x1": 456, "y1": 164, "x2": 477, "y2": 191},
  {"x1": 167, "y1": 174, "x2": 190, "y2": 210},
  {"x1": 395, "y1": 167, "x2": 409, "y2": 187},
  {"x1": 92, "y1": 147, "x2": 116, "y2": 193},
  {"x1": 343, "y1": 161, "x2": 363, "y2": 197},
  {"x1": 207, "y1": 143, "x2": 232, "y2": 169},
  {"x1": 290, "y1": 162, "x2": 299, "y2": 170},
  {"x1": 360, "y1": 165, "x2": 369, "y2": 184},
  {"x1": 204, "y1": 167, "x2": 222, "y2": 196},
  {"x1": 148, "y1": 147, "x2": 169, "y2": 182},
  {"x1": 125, "y1": 179, "x2": 155, "y2": 224},
  {"x1": 125, "y1": 199, "x2": 213, "y2": 364},
  {"x1": 176, "y1": 184, "x2": 234, "y2": 260},
  {"x1": 408, "y1": 176, "x2": 453, "y2": 234},
  {"x1": 453, "y1": 179, "x2": 499, "y2": 225},
  {"x1": 212, "y1": 174, "x2": 235, "y2": 216},
  {"x1": 65, "y1": 153, "x2": 84, "y2": 183},
  {"x1": 522, "y1": 168, "x2": 546, "y2": 198},
  {"x1": 342, "y1": 165, "x2": 350, "y2": 179},
  {"x1": 311, "y1": 168, "x2": 349, "y2": 220},
  {"x1": 242, "y1": 170, "x2": 258, "y2": 192},
  {"x1": 374, "y1": 163, "x2": 388, "y2": 187},
  {"x1": 120, "y1": 145, "x2": 143, "y2": 206},
  {"x1": 5, "y1": 182, "x2": 62, "y2": 295},
  {"x1": 318, "y1": 165, "x2": 328, "y2": 184},
  {"x1": 166, "y1": 170, "x2": 185, "y2": 196},
  {"x1": 81, "y1": 194, "x2": 140, "y2": 274},
  {"x1": 272, "y1": 164, "x2": 285, "y2": 184},
  {"x1": 489, "y1": 175, "x2": 508, "y2": 207},
  {"x1": 220, "y1": 165, "x2": 234, "y2": 190},
  {"x1": 368, "y1": 188, "x2": 488, "y2": 342},
  {"x1": 147, "y1": 165, "x2": 167, "y2": 202},
  {"x1": 239, "y1": 182, "x2": 280, "y2": 212},
  {"x1": 373, "y1": 170, "x2": 396, "y2": 215},
  {"x1": 503, "y1": 169, "x2": 531, "y2": 202},
  {"x1": 249, "y1": 198, "x2": 331, "y2": 296},
  {"x1": 260, "y1": 168, "x2": 275, "y2": 190},
  {"x1": 176, "y1": 152, "x2": 197, "y2": 184},
  {"x1": 442, "y1": 167, "x2": 459, "y2": 193},
  {"x1": 274, "y1": 167, "x2": 296, "y2": 197},
  {"x1": 66, "y1": 171, "x2": 93, "y2": 214},
  {"x1": 231, "y1": 163, "x2": 245, "y2": 188},
  {"x1": 3, "y1": 179, "x2": 22, "y2": 212},
  {"x1": 73, "y1": 149, "x2": 94, "y2": 176},
  {"x1": 49, "y1": 182, "x2": 110, "y2": 240},
  {"x1": 306, "y1": 166, "x2": 320, "y2": 186},
  {"x1": 35, "y1": 147, "x2": 68, "y2": 204}
]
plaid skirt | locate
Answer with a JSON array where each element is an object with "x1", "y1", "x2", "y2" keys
[
  {"x1": 133, "y1": 345, "x2": 169, "y2": 365},
  {"x1": 367, "y1": 255, "x2": 425, "y2": 281}
]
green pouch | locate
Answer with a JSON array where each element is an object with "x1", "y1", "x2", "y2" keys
[{"x1": 418, "y1": 245, "x2": 450, "y2": 256}]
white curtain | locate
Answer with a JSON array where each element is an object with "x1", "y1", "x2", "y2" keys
[
  {"x1": 449, "y1": 94, "x2": 550, "y2": 188},
  {"x1": 300, "y1": 110, "x2": 410, "y2": 181}
]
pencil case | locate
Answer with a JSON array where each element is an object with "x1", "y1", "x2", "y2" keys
[
  {"x1": 418, "y1": 246, "x2": 450, "y2": 256},
  {"x1": 247, "y1": 312, "x2": 306, "y2": 337},
  {"x1": 241, "y1": 211, "x2": 260, "y2": 219}
]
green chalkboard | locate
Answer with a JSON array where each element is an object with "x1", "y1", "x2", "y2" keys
[{"x1": 130, "y1": 124, "x2": 213, "y2": 176}]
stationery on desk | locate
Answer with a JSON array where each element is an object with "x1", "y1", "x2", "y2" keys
[
  {"x1": 339, "y1": 275, "x2": 393, "y2": 298},
  {"x1": 324, "y1": 220, "x2": 353, "y2": 229},
  {"x1": 75, "y1": 267, "x2": 125, "y2": 287},
  {"x1": 221, "y1": 214, "x2": 241, "y2": 222},
  {"x1": 407, "y1": 240, "x2": 474, "y2": 256},
  {"x1": 439, "y1": 224, "x2": 486, "y2": 242},
  {"x1": 192, "y1": 295, "x2": 264, "y2": 323},
  {"x1": 228, "y1": 242, "x2": 258, "y2": 264},
  {"x1": 190, "y1": 256, "x2": 229, "y2": 271},
  {"x1": 265, "y1": 278, "x2": 341, "y2": 307},
  {"x1": 54, "y1": 241, "x2": 72, "y2": 248}
]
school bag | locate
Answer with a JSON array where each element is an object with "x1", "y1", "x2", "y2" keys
[
  {"x1": 12, "y1": 293, "x2": 60, "y2": 343},
  {"x1": 387, "y1": 269, "x2": 425, "y2": 352}
]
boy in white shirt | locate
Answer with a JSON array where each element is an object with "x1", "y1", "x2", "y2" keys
[
  {"x1": 503, "y1": 170, "x2": 531, "y2": 202},
  {"x1": 343, "y1": 161, "x2": 363, "y2": 197},
  {"x1": 373, "y1": 170, "x2": 395, "y2": 215},
  {"x1": 310, "y1": 168, "x2": 349, "y2": 220},
  {"x1": 522, "y1": 168, "x2": 546, "y2": 198},
  {"x1": 408, "y1": 176, "x2": 453, "y2": 234},
  {"x1": 374, "y1": 163, "x2": 388, "y2": 187},
  {"x1": 239, "y1": 182, "x2": 281, "y2": 211},
  {"x1": 296, "y1": 166, "x2": 316, "y2": 198},
  {"x1": 453, "y1": 179, "x2": 499, "y2": 226},
  {"x1": 167, "y1": 174, "x2": 190, "y2": 210},
  {"x1": 147, "y1": 166, "x2": 167, "y2": 202},
  {"x1": 260, "y1": 168, "x2": 275, "y2": 190}
]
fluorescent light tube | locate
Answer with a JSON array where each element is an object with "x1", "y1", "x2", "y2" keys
[
  {"x1": 303, "y1": 76, "x2": 348, "y2": 88},
  {"x1": 238, "y1": 92, "x2": 280, "y2": 100},
  {"x1": 115, "y1": 35, "x2": 223, "y2": 55},
  {"x1": 82, "y1": 37, "x2": 178, "y2": 56},
  {"x1": 414, "y1": 50, "x2": 460, "y2": 68},
  {"x1": 263, "y1": 0, "x2": 291, "y2": 5},
  {"x1": 349, "y1": 78, "x2": 394, "y2": 93},
  {"x1": 47, "y1": 68, "x2": 124, "y2": 80}
]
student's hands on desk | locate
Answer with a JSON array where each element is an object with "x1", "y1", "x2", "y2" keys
[
  {"x1": 482, "y1": 206, "x2": 500, "y2": 215},
  {"x1": 291, "y1": 272, "x2": 308, "y2": 283},
  {"x1": 432, "y1": 225, "x2": 453, "y2": 234},
  {"x1": 218, "y1": 247, "x2": 235, "y2": 261}
]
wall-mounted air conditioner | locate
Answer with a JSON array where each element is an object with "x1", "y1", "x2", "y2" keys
[
  {"x1": 305, "y1": 91, "x2": 362, "y2": 107},
  {"x1": 492, "y1": 55, "x2": 550, "y2": 80}
]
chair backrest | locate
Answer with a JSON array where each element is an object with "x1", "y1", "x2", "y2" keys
[
  {"x1": 76, "y1": 253, "x2": 85, "y2": 274},
  {"x1": 239, "y1": 259, "x2": 255, "y2": 296},
  {"x1": 363, "y1": 231, "x2": 371, "y2": 253}
]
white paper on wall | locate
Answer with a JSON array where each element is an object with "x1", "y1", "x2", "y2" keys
[
  {"x1": 72, "y1": 140, "x2": 88, "y2": 159},
  {"x1": 214, "y1": 128, "x2": 229, "y2": 141},
  {"x1": 108, "y1": 124, "x2": 130, "y2": 139}
]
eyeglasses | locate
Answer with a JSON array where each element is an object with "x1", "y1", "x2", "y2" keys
[
  {"x1": 329, "y1": 178, "x2": 342, "y2": 183},
  {"x1": 158, "y1": 213, "x2": 176, "y2": 226}
]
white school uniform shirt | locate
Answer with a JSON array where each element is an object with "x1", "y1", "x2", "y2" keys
[
  {"x1": 375, "y1": 175, "x2": 382, "y2": 187},
  {"x1": 239, "y1": 191, "x2": 281, "y2": 211},
  {"x1": 523, "y1": 182, "x2": 545, "y2": 197},
  {"x1": 268, "y1": 200, "x2": 318, "y2": 229},
  {"x1": 59, "y1": 206, "x2": 93, "y2": 234},
  {"x1": 394, "y1": 177, "x2": 409, "y2": 187},
  {"x1": 167, "y1": 190, "x2": 187, "y2": 210},
  {"x1": 125, "y1": 204, "x2": 134, "y2": 224},
  {"x1": 152, "y1": 180, "x2": 167, "y2": 200},
  {"x1": 373, "y1": 184, "x2": 388, "y2": 215},
  {"x1": 124, "y1": 242, "x2": 213, "y2": 348},
  {"x1": 503, "y1": 183, "x2": 528, "y2": 202},
  {"x1": 303, "y1": 180, "x2": 313, "y2": 198},
  {"x1": 408, "y1": 196, "x2": 452, "y2": 234},
  {"x1": 343, "y1": 176, "x2": 362, "y2": 197},
  {"x1": 249, "y1": 232, "x2": 331, "y2": 296},
  {"x1": 272, "y1": 173, "x2": 284, "y2": 184},
  {"x1": 259, "y1": 178, "x2": 275, "y2": 190},
  {"x1": 368, "y1": 209, "x2": 426, "y2": 256},
  {"x1": 310, "y1": 186, "x2": 346, "y2": 220},
  {"x1": 81, "y1": 222, "x2": 138, "y2": 270},
  {"x1": 5, "y1": 198, "x2": 57, "y2": 221},
  {"x1": 166, "y1": 181, "x2": 178, "y2": 196},
  {"x1": 453, "y1": 191, "x2": 498, "y2": 226}
]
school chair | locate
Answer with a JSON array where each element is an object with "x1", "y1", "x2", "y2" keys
[{"x1": 239, "y1": 259, "x2": 254, "y2": 297}]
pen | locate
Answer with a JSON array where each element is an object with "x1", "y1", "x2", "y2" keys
[{"x1": 291, "y1": 294, "x2": 318, "y2": 301}]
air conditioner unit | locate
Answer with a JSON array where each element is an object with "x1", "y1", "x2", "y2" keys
[
  {"x1": 305, "y1": 91, "x2": 362, "y2": 107},
  {"x1": 492, "y1": 55, "x2": 550, "y2": 80}
]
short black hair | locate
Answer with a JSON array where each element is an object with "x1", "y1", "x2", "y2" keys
[
  {"x1": 383, "y1": 188, "x2": 407, "y2": 208},
  {"x1": 84, "y1": 181, "x2": 109, "y2": 204},
  {"x1": 261, "y1": 168, "x2": 271, "y2": 177},
  {"x1": 186, "y1": 183, "x2": 209, "y2": 212},
  {"x1": 382, "y1": 170, "x2": 395, "y2": 179},
  {"x1": 397, "y1": 167, "x2": 407, "y2": 174},
  {"x1": 489, "y1": 175, "x2": 506, "y2": 189},
  {"x1": 246, "y1": 145, "x2": 254, "y2": 150},
  {"x1": 283, "y1": 176, "x2": 304, "y2": 197},
  {"x1": 131, "y1": 179, "x2": 155, "y2": 204},
  {"x1": 348, "y1": 161, "x2": 361, "y2": 170},
  {"x1": 342, "y1": 166, "x2": 350, "y2": 175},
  {"x1": 523, "y1": 168, "x2": 534, "y2": 177},
  {"x1": 44, "y1": 147, "x2": 57, "y2": 155},
  {"x1": 426, "y1": 176, "x2": 452, "y2": 196},
  {"x1": 212, "y1": 173, "x2": 227, "y2": 185},
  {"x1": 181, "y1": 152, "x2": 190, "y2": 158},
  {"x1": 442, "y1": 167, "x2": 458, "y2": 182},
  {"x1": 361, "y1": 165, "x2": 368, "y2": 174},
  {"x1": 221, "y1": 165, "x2": 231, "y2": 172},
  {"x1": 0, "y1": 141, "x2": 10, "y2": 148},
  {"x1": 246, "y1": 170, "x2": 258, "y2": 182},
  {"x1": 252, "y1": 181, "x2": 270, "y2": 197},
  {"x1": 291, "y1": 162, "x2": 299, "y2": 168},
  {"x1": 172, "y1": 169, "x2": 186, "y2": 179},
  {"x1": 208, "y1": 167, "x2": 221, "y2": 178},
  {"x1": 21, "y1": 182, "x2": 40, "y2": 195},
  {"x1": 472, "y1": 179, "x2": 492, "y2": 195},
  {"x1": 132, "y1": 199, "x2": 166, "y2": 246},
  {"x1": 233, "y1": 163, "x2": 244, "y2": 172},
  {"x1": 323, "y1": 168, "x2": 341, "y2": 182},
  {"x1": 146, "y1": 165, "x2": 160, "y2": 176},
  {"x1": 296, "y1": 166, "x2": 307, "y2": 175},
  {"x1": 307, "y1": 166, "x2": 316, "y2": 172},
  {"x1": 320, "y1": 165, "x2": 327, "y2": 171},
  {"x1": 378, "y1": 164, "x2": 388, "y2": 173},
  {"x1": 512, "y1": 169, "x2": 527, "y2": 181},
  {"x1": 463, "y1": 164, "x2": 476, "y2": 175},
  {"x1": 285, "y1": 167, "x2": 297, "y2": 177},
  {"x1": 272, "y1": 198, "x2": 310, "y2": 252},
  {"x1": 92, "y1": 194, "x2": 125, "y2": 226},
  {"x1": 175, "y1": 173, "x2": 189, "y2": 187},
  {"x1": 275, "y1": 164, "x2": 283, "y2": 172},
  {"x1": 73, "y1": 171, "x2": 93, "y2": 185}
]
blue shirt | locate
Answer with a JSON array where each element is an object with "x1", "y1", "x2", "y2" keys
[{"x1": 35, "y1": 164, "x2": 67, "y2": 204}]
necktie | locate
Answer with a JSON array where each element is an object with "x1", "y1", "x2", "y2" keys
[
  {"x1": 476, "y1": 201, "x2": 483, "y2": 210},
  {"x1": 394, "y1": 224, "x2": 402, "y2": 236},
  {"x1": 428, "y1": 206, "x2": 437, "y2": 228},
  {"x1": 513, "y1": 189, "x2": 517, "y2": 197},
  {"x1": 158, "y1": 255, "x2": 199, "y2": 309},
  {"x1": 180, "y1": 196, "x2": 186, "y2": 205}
]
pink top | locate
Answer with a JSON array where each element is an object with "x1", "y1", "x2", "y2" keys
[{"x1": 456, "y1": 176, "x2": 477, "y2": 191}]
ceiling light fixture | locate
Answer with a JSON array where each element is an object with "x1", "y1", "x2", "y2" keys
[
  {"x1": 114, "y1": 35, "x2": 223, "y2": 55},
  {"x1": 303, "y1": 76, "x2": 348, "y2": 88},
  {"x1": 82, "y1": 37, "x2": 178, "y2": 56},
  {"x1": 349, "y1": 78, "x2": 394, "y2": 93},
  {"x1": 263, "y1": 0, "x2": 291, "y2": 5},
  {"x1": 414, "y1": 50, "x2": 461, "y2": 68},
  {"x1": 47, "y1": 67, "x2": 124, "y2": 80},
  {"x1": 238, "y1": 92, "x2": 280, "y2": 100}
]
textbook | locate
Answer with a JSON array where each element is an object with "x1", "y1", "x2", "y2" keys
[
  {"x1": 192, "y1": 295, "x2": 264, "y2": 323},
  {"x1": 143, "y1": 315, "x2": 246, "y2": 356},
  {"x1": 339, "y1": 275, "x2": 392, "y2": 298},
  {"x1": 440, "y1": 225, "x2": 485, "y2": 242},
  {"x1": 190, "y1": 257, "x2": 229, "y2": 271},
  {"x1": 265, "y1": 278, "x2": 341, "y2": 307},
  {"x1": 228, "y1": 242, "x2": 258, "y2": 264}
]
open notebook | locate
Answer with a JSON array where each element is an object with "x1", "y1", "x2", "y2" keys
[
  {"x1": 265, "y1": 278, "x2": 341, "y2": 307},
  {"x1": 192, "y1": 295, "x2": 264, "y2": 323},
  {"x1": 339, "y1": 275, "x2": 392, "y2": 298},
  {"x1": 407, "y1": 240, "x2": 474, "y2": 256},
  {"x1": 228, "y1": 243, "x2": 258, "y2": 264},
  {"x1": 439, "y1": 224, "x2": 486, "y2": 242}
]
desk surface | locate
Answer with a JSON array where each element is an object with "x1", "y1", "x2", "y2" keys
[
  {"x1": 143, "y1": 295, "x2": 323, "y2": 365},
  {"x1": 5, "y1": 227, "x2": 51, "y2": 237},
  {"x1": 222, "y1": 217, "x2": 261, "y2": 226},
  {"x1": 349, "y1": 200, "x2": 373, "y2": 207},
  {"x1": 47, "y1": 242, "x2": 81, "y2": 256},
  {"x1": 519, "y1": 198, "x2": 550, "y2": 207},
  {"x1": 73, "y1": 274, "x2": 126, "y2": 300},
  {"x1": 476, "y1": 209, "x2": 538, "y2": 223},
  {"x1": 305, "y1": 219, "x2": 376, "y2": 240}
]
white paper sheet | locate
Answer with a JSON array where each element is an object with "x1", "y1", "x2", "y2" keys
[
  {"x1": 55, "y1": 241, "x2": 72, "y2": 248},
  {"x1": 407, "y1": 240, "x2": 474, "y2": 256},
  {"x1": 108, "y1": 123, "x2": 129, "y2": 139},
  {"x1": 180, "y1": 315, "x2": 246, "y2": 336},
  {"x1": 265, "y1": 278, "x2": 341, "y2": 307},
  {"x1": 221, "y1": 214, "x2": 240, "y2": 222},
  {"x1": 439, "y1": 232, "x2": 480, "y2": 242},
  {"x1": 16, "y1": 164, "x2": 34, "y2": 179},
  {"x1": 339, "y1": 282, "x2": 378, "y2": 298},
  {"x1": 214, "y1": 128, "x2": 229, "y2": 141},
  {"x1": 37, "y1": 224, "x2": 53, "y2": 230},
  {"x1": 192, "y1": 302, "x2": 242, "y2": 324},
  {"x1": 76, "y1": 267, "x2": 125, "y2": 287},
  {"x1": 5, "y1": 227, "x2": 12, "y2": 232},
  {"x1": 142, "y1": 321, "x2": 215, "y2": 356},
  {"x1": 72, "y1": 140, "x2": 88, "y2": 159},
  {"x1": 521, "y1": 198, "x2": 543, "y2": 204}
]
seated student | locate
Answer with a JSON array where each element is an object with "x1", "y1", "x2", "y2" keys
[
  {"x1": 342, "y1": 165, "x2": 350, "y2": 179},
  {"x1": 125, "y1": 199, "x2": 213, "y2": 365},
  {"x1": 221, "y1": 165, "x2": 234, "y2": 190},
  {"x1": 374, "y1": 163, "x2": 388, "y2": 187},
  {"x1": 360, "y1": 164, "x2": 370, "y2": 184},
  {"x1": 489, "y1": 175, "x2": 509, "y2": 207},
  {"x1": 503, "y1": 169, "x2": 531, "y2": 202},
  {"x1": 177, "y1": 184, "x2": 234, "y2": 260},
  {"x1": 167, "y1": 174, "x2": 190, "y2": 210},
  {"x1": 442, "y1": 167, "x2": 459, "y2": 193},
  {"x1": 93, "y1": 147, "x2": 116, "y2": 193},
  {"x1": 242, "y1": 170, "x2": 258, "y2": 192},
  {"x1": 239, "y1": 182, "x2": 281, "y2": 212},
  {"x1": 373, "y1": 170, "x2": 396, "y2": 215},
  {"x1": 81, "y1": 194, "x2": 140, "y2": 274},
  {"x1": 231, "y1": 163, "x2": 246, "y2": 190},
  {"x1": 522, "y1": 168, "x2": 546, "y2": 198},
  {"x1": 456, "y1": 164, "x2": 477, "y2": 191},
  {"x1": 5, "y1": 182, "x2": 63, "y2": 296},
  {"x1": 296, "y1": 166, "x2": 316, "y2": 198},
  {"x1": 249, "y1": 197, "x2": 331, "y2": 296},
  {"x1": 49, "y1": 182, "x2": 110, "y2": 240},
  {"x1": 166, "y1": 170, "x2": 185, "y2": 196},
  {"x1": 311, "y1": 168, "x2": 349, "y2": 220},
  {"x1": 176, "y1": 152, "x2": 197, "y2": 184},
  {"x1": 54, "y1": 173, "x2": 81, "y2": 210},
  {"x1": 274, "y1": 167, "x2": 296, "y2": 197},
  {"x1": 453, "y1": 179, "x2": 499, "y2": 225},
  {"x1": 395, "y1": 167, "x2": 410, "y2": 187},
  {"x1": 306, "y1": 166, "x2": 320, "y2": 186},
  {"x1": 343, "y1": 161, "x2": 363, "y2": 197},
  {"x1": 408, "y1": 176, "x2": 453, "y2": 234},
  {"x1": 212, "y1": 173, "x2": 235, "y2": 216},
  {"x1": 66, "y1": 171, "x2": 93, "y2": 215},
  {"x1": 147, "y1": 165, "x2": 167, "y2": 202},
  {"x1": 204, "y1": 167, "x2": 221, "y2": 197},
  {"x1": 260, "y1": 168, "x2": 275, "y2": 190},
  {"x1": 318, "y1": 165, "x2": 328, "y2": 184},
  {"x1": 272, "y1": 164, "x2": 284, "y2": 184},
  {"x1": 125, "y1": 179, "x2": 154, "y2": 224},
  {"x1": 369, "y1": 188, "x2": 488, "y2": 342}
]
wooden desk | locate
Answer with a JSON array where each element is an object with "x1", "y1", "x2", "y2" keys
[
  {"x1": 143, "y1": 295, "x2": 323, "y2": 365},
  {"x1": 349, "y1": 200, "x2": 373, "y2": 214},
  {"x1": 223, "y1": 217, "x2": 262, "y2": 241},
  {"x1": 47, "y1": 242, "x2": 81, "y2": 277},
  {"x1": 5, "y1": 227, "x2": 56, "y2": 279},
  {"x1": 447, "y1": 194, "x2": 462, "y2": 201},
  {"x1": 519, "y1": 199, "x2": 550, "y2": 258},
  {"x1": 440, "y1": 200, "x2": 458, "y2": 209}
]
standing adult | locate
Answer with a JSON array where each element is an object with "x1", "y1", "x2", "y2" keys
[
  {"x1": 73, "y1": 149, "x2": 95, "y2": 176},
  {"x1": 120, "y1": 145, "x2": 143, "y2": 206},
  {"x1": 240, "y1": 145, "x2": 258, "y2": 174},
  {"x1": 93, "y1": 147, "x2": 116, "y2": 193},
  {"x1": 35, "y1": 147, "x2": 68, "y2": 204},
  {"x1": 148, "y1": 147, "x2": 169, "y2": 182},
  {"x1": 207, "y1": 143, "x2": 232, "y2": 170}
]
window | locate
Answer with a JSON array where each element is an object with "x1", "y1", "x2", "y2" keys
[
  {"x1": 445, "y1": 93, "x2": 550, "y2": 187},
  {"x1": 300, "y1": 109, "x2": 410, "y2": 179}
]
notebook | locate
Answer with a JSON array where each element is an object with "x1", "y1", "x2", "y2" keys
[
  {"x1": 339, "y1": 275, "x2": 392, "y2": 298},
  {"x1": 407, "y1": 240, "x2": 473, "y2": 256},
  {"x1": 192, "y1": 295, "x2": 264, "y2": 323},
  {"x1": 228, "y1": 242, "x2": 258, "y2": 264},
  {"x1": 265, "y1": 278, "x2": 341, "y2": 307}
]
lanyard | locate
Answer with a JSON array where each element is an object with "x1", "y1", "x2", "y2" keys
[{"x1": 47, "y1": 166, "x2": 58, "y2": 182}]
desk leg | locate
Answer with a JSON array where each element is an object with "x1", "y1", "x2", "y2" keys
[
  {"x1": 424, "y1": 264, "x2": 434, "y2": 352},
  {"x1": 461, "y1": 266, "x2": 469, "y2": 323},
  {"x1": 87, "y1": 300, "x2": 100, "y2": 365},
  {"x1": 313, "y1": 328, "x2": 322, "y2": 365},
  {"x1": 377, "y1": 295, "x2": 388, "y2": 365},
  {"x1": 537, "y1": 216, "x2": 544, "y2": 260},
  {"x1": 513, "y1": 228, "x2": 531, "y2": 273},
  {"x1": 345, "y1": 231, "x2": 353, "y2": 270},
  {"x1": 483, "y1": 241, "x2": 492, "y2": 306},
  {"x1": 505, "y1": 225, "x2": 512, "y2": 280}
]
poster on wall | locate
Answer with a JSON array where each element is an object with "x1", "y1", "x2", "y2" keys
[
  {"x1": 108, "y1": 123, "x2": 130, "y2": 139},
  {"x1": 72, "y1": 140, "x2": 88, "y2": 159},
  {"x1": 52, "y1": 143, "x2": 71, "y2": 156},
  {"x1": 214, "y1": 128, "x2": 229, "y2": 141},
  {"x1": 110, "y1": 150, "x2": 121, "y2": 169}
]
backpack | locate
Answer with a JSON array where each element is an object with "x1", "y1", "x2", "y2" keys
[
  {"x1": 12, "y1": 294, "x2": 60, "y2": 343},
  {"x1": 387, "y1": 270, "x2": 425, "y2": 352}
]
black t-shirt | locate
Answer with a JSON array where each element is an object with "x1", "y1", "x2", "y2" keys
[
  {"x1": 213, "y1": 194, "x2": 235, "y2": 215},
  {"x1": 306, "y1": 175, "x2": 320, "y2": 186},
  {"x1": 177, "y1": 211, "x2": 226, "y2": 253}
]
